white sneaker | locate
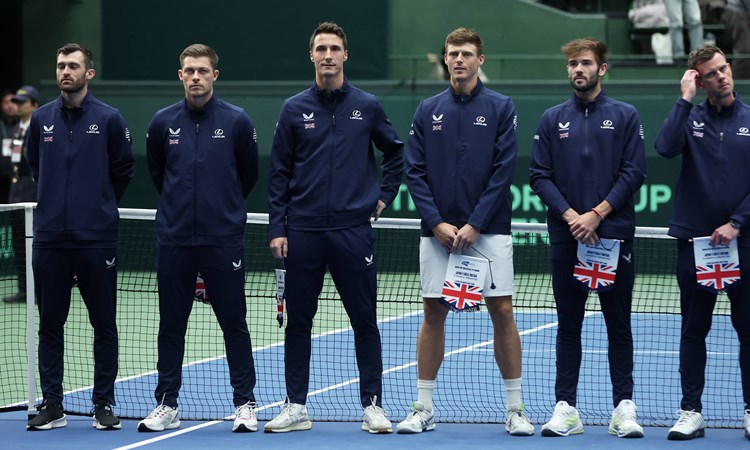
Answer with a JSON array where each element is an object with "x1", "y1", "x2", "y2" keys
[
  {"x1": 232, "y1": 402, "x2": 257, "y2": 433},
  {"x1": 263, "y1": 401, "x2": 312, "y2": 433},
  {"x1": 744, "y1": 409, "x2": 750, "y2": 440},
  {"x1": 137, "y1": 404, "x2": 180, "y2": 432},
  {"x1": 541, "y1": 401, "x2": 583, "y2": 437},
  {"x1": 362, "y1": 396, "x2": 392, "y2": 434},
  {"x1": 667, "y1": 410, "x2": 705, "y2": 440},
  {"x1": 506, "y1": 404, "x2": 534, "y2": 436},
  {"x1": 609, "y1": 399, "x2": 643, "y2": 438},
  {"x1": 396, "y1": 401, "x2": 436, "y2": 434}
]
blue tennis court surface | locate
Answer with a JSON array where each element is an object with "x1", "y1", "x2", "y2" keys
[
  {"x1": 1, "y1": 410, "x2": 745, "y2": 450},
  {"x1": 33, "y1": 309, "x2": 745, "y2": 424}
]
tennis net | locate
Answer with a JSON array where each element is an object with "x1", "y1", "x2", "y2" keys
[{"x1": 0, "y1": 205, "x2": 743, "y2": 428}]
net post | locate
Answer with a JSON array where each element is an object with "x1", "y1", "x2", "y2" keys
[{"x1": 25, "y1": 203, "x2": 37, "y2": 418}]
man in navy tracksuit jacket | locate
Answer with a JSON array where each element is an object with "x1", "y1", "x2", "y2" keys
[
  {"x1": 398, "y1": 27, "x2": 533, "y2": 437},
  {"x1": 266, "y1": 22, "x2": 403, "y2": 434},
  {"x1": 530, "y1": 38, "x2": 646, "y2": 438},
  {"x1": 25, "y1": 44, "x2": 134, "y2": 431},
  {"x1": 655, "y1": 45, "x2": 750, "y2": 441},
  {"x1": 139, "y1": 44, "x2": 259, "y2": 434}
]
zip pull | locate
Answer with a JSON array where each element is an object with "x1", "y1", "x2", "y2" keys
[
  {"x1": 69, "y1": 130, "x2": 73, "y2": 142},
  {"x1": 196, "y1": 123, "x2": 200, "y2": 134},
  {"x1": 720, "y1": 131, "x2": 724, "y2": 142}
]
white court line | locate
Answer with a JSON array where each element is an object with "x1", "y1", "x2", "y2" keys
[
  {"x1": 4, "y1": 312, "x2": 428, "y2": 410},
  {"x1": 112, "y1": 309, "x2": 567, "y2": 449}
]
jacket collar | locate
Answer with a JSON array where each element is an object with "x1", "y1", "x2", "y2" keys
[
  {"x1": 572, "y1": 90, "x2": 607, "y2": 112},
  {"x1": 182, "y1": 94, "x2": 217, "y2": 119},
  {"x1": 182, "y1": 93, "x2": 217, "y2": 111},
  {"x1": 450, "y1": 79, "x2": 483, "y2": 103},
  {"x1": 312, "y1": 78, "x2": 350, "y2": 101},
  {"x1": 703, "y1": 92, "x2": 741, "y2": 115},
  {"x1": 57, "y1": 90, "x2": 94, "y2": 112}
]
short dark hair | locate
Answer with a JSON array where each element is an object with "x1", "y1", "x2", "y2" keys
[
  {"x1": 562, "y1": 38, "x2": 608, "y2": 66},
  {"x1": 57, "y1": 43, "x2": 94, "y2": 70},
  {"x1": 687, "y1": 44, "x2": 726, "y2": 70},
  {"x1": 444, "y1": 27, "x2": 484, "y2": 57},
  {"x1": 309, "y1": 22, "x2": 348, "y2": 51},
  {"x1": 180, "y1": 44, "x2": 219, "y2": 70}
]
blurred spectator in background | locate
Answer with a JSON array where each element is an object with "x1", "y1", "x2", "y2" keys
[
  {"x1": 725, "y1": 0, "x2": 750, "y2": 78},
  {"x1": 665, "y1": 0, "x2": 705, "y2": 57},
  {"x1": 0, "y1": 89, "x2": 19, "y2": 203},
  {"x1": 3, "y1": 86, "x2": 41, "y2": 304}
]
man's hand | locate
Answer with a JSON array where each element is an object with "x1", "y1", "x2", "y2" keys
[
  {"x1": 453, "y1": 223, "x2": 480, "y2": 252},
  {"x1": 432, "y1": 222, "x2": 459, "y2": 252},
  {"x1": 565, "y1": 208, "x2": 601, "y2": 245},
  {"x1": 372, "y1": 200, "x2": 386, "y2": 221},
  {"x1": 681, "y1": 69, "x2": 700, "y2": 103},
  {"x1": 270, "y1": 237, "x2": 288, "y2": 259},
  {"x1": 711, "y1": 223, "x2": 740, "y2": 246}
]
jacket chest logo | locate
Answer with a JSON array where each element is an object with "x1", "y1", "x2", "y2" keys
[
  {"x1": 43, "y1": 124, "x2": 55, "y2": 142},
  {"x1": 169, "y1": 127, "x2": 180, "y2": 145},
  {"x1": 737, "y1": 127, "x2": 750, "y2": 137},
  {"x1": 302, "y1": 112, "x2": 315, "y2": 129},
  {"x1": 86, "y1": 123, "x2": 100, "y2": 134},
  {"x1": 558, "y1": 121, "x2": 570, "y2": 139},
  {"x1": 473, "y1": 115, "x2": 487, "y2": 127},
  {"x1": 212, "y1": 128, "x2": 225, "y2": 139},
  {"x1": 349, "y1": 110, "x2": 363, "y2": 120},
  {"x1": 600, "y1": 119, "x2": 615, "y2": 130},
  {"x1": 692, "y1": 121, "x2": 704, "y2": 138},
  {"x1": 431, "y1": 113, "x2": 443, "y2": 132}
]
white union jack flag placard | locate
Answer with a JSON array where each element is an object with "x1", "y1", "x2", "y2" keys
[
  {"x1": 573, "y1": 239, "x2": 620, "y2": 291},
  {"x1": 440, "y1": 253, "x2": 488, "y2": 312},
  {"x1": 693, "y1": 236, "x2": 741, "y2": 292}
]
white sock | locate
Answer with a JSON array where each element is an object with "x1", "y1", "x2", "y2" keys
[
  {"x1": 504, "y1": 377, "x2": 522, "y2": 411},
  {"x1": 417, "y1": 379, "x2": 436, "y2": 410}
]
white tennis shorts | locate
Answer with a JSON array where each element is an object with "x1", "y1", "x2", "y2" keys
[{"x1": 419, "y1": 234, "x2": 514, "y2": 298}]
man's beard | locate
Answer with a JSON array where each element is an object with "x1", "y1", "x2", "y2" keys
[{"x1": 571, "y1": 74, "x2": 599, "y2": 94}]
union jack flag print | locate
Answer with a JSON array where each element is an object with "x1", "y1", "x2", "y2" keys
[
  {"x1": 573, "y1": 260, "x2": 616, "y2": 290},
  {"x1": 440, "y1": 280, "x2": 482, "y2": 312},
  {"x1": 696, "y1": 263, "x2": 740, "y2": 292},
  {"x1": 194, "y1": 273, "x2": 209, "y2": 304}
]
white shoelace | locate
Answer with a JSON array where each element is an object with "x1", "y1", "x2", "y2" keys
[
  {"x1": 149, "y1": 405, "x2": 174, "y2": 419},
  {"x1": 675, "y1": 410, "x2": 700, "y2": 425},
  {"x1": 236, "y1": 402, "x2": 256, "y2": 420}
]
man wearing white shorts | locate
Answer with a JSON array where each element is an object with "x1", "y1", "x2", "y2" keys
[
  {"x1": 399, "y1": 27, "x2": 533, "y2": 436},
  {"x1": 420, "y1": 235, "x2": 514, "y2": 299}
]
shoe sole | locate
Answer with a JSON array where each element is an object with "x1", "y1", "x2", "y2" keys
[
  {"x1": 540, "y1": 426, "x2": 584, "y2": 437},
  {"x1": 233, "y1": 422, "x2": 258, "y2": 432},
  {"x1": 137, "y1": 420, "x2": 180, "y2": 432},
  {"x1": 396, "y1": 423, "x2": 436, "y2": 434},
  {"x1": 362, "y1": 424, "x2": 393, "y2": 434},
  {"x1": 27, "y1": 416, "x2": 67, "y2": 431},
  {"x1": 93, "y1": 420, "x2": 122, "y2": 430},
  {"x1": 507, "y1": 428, "x2": 534, "y2": 436},
  {"x1": 667, "y1": 428, "x2": 705, "y2": 440},
  {"x1": 609, "y1": 427, "x2": 644, "y2": 438},
  {"x1": 264, "y1": 421, "x2": 312, "y2": 433}
]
